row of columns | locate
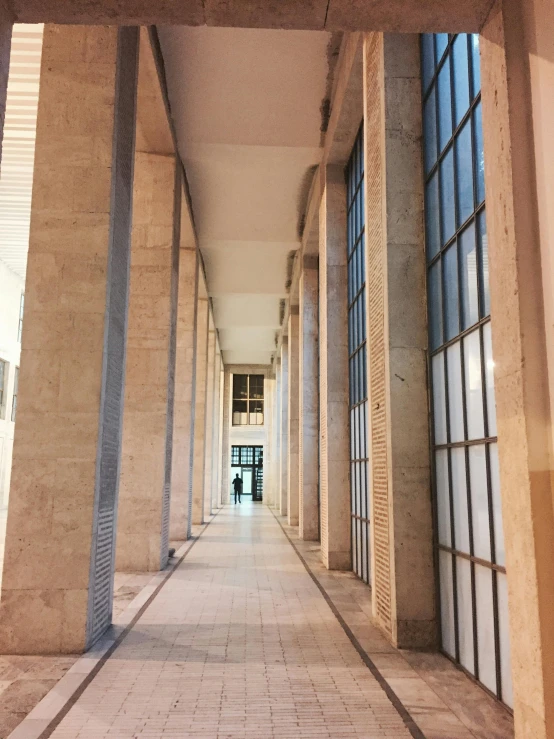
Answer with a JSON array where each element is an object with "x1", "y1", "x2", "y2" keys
[{"x1": 0, "y1": 24, "x2": 224, "y2": 654}]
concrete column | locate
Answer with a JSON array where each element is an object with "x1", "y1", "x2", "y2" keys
[
  {"x1": 363, "y1": 33, "x2": 435, "y2": 649},
  {"x1": 279, "y1": 340, "x2": 289, "y2": 516},
  {"x1": 272, "y1": 362, "x2": 282, "y2": 510},
  {"x1": 216, "y1": 363, "x2": 225, "y2": 508},
  {"x1": 319, "y1": 166, "x2": 351, "y2": 570},
  {"x1": 192, "y1": 295, "x2": 209, "y2": 524},
  {"x1": 220, "y1": 369, "x2": 231, "y2": 505},
  {"x1": 299, "y1": 258, "x2": 319, "y2": 540},
  {"x1": 264, "y1": 376, "x2": 275, "y2": 508},
  {"x1": 287, "y1": 310, "x2": 300, "y2": 526},
  {"x1": 211, "y1": 349, "x2": 222, "y2": 511},
  {"x1": 0, "y1": 26, "x2": 138, "y2": 653},
  {"x1": 481, "y1": 3, "x2": 554, "y2": 735},
  {"x1": 203, "y1": 320, "x2": 216, "y2": 519},
  {"x1": 170, "y1": 245, "x2": 198, "y2": 541},
  {"x1": 116, "y1": 153, "x2": 176, "y2": 572},
  {"x1": 0, "y1": 12, "x2": 12, "y2": 169}
]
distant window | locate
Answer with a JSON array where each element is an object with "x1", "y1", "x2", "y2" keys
[
  {"x1": 17, "y1": 293, "x2": 24, "y2": 343},
  {"x1": 232, "y1": 374, "x2": 264, "y2": 426},
  {"x1": 0, "y1": 359, "x2": 6, "y2": 419},
  {"x1": 11, "y1": 367, "x2": 19, "y2": 422}
]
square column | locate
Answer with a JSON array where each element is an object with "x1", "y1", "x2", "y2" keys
[
  {"x1": 116, "y1": 153, "x2": 176, "y2": 572},
  {"x1": 299, "y1": 258, "x2": 319, "y2": 541},
  {"x1": 220, "y1": 368, "x2": 231, "y2": 505},
  {"x1": 192, "y1": 295, "x2": 209, "y2": 523},
  {"x1": 170, "y1": 245, "x2": 198, "y2": 541},
  {"x1": 279, "y1": 339, "x2": 289, "y2": 517},
  {"x1": 272, "y1": 359, "x2": 282, "y2": 510},
  {"x1": 319, "y1": 166, "x2": 351, "y2": 570},
  {"x1": 481, "y1": 2, "x2": 554, "y2": 734},
  {"x1": 287, "y1": 309, "x2": 300, "y2": 525},
  {"x1": 0, "y1": 25, "x2": 138, "y2": 653},
  {"x1": 211, "y1": 349, "x2": 223, "y2": 511},
  {"x1": 203, "y1": 320, "x2": 216, "y2": 519}
]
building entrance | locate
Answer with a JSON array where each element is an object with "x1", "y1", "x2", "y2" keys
[{"x1": 231, "y1": 446, "x2": 264, "y2": 501}]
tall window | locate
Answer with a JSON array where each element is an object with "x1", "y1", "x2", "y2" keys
[
  {"x1": 17, "y1": 293, "x2": 24, "y2": 343},
  {"x1": 0, "y1": 359, "x2": 6, "y2": 419},
  {"x1": 422, "y1": 33, "x2": 512, "y2": 706},
  {"x1": 11, "y1": 366, "x2": 19, "y2": 422},
  {"x1": 346, "y1": 126, "x2": 370, "y2": 585},
  {"x1": 232, "y1": 374, "x2": 264, "y2": 426}
]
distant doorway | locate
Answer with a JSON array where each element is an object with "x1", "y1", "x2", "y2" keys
[{"x1": 231, "y1": 445, "x2": 263, "y2": 501}]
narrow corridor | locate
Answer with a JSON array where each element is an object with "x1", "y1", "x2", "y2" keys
[{"x1": 44, "y1": 504, "x2": 415, "y2": 739}]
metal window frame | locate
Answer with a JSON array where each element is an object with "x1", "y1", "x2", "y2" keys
[
  {"x1": 422, "y1": 33, "x2": 508, "y2": 706},
  {"x1": 232, "y1": 373, "x2": 265, "y2": 426}
]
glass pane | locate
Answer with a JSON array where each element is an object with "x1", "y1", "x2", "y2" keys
[
  {"x1": 471, "y1": 34, "x2": 481, "y2": 96},
  {"x1": 474, "y1": 102, "x2": 485, "y2": 204},
  {"x1": 452, "y1": 447, "x2": 470, "y2": 553},
  {"x1": 456, "y1": 556, "x2": 475, "y2": 673},
  {"x1": 425, "y1": 173, "x2": 441, "y2": 260},
  {"x1": 436, "y1": 34, "x2": 449, "y2": 64},
  {"x1": 478, "y1": 210, "x2": 490, "y2": 316},
  {"x1": 423, "y1": 89, "x2": 438, "y2": 174},
  {"x1": 475, "y1": 565, "x2": 497, "y2": 694},
  {"x1": 440, "y1": 148, "x2": 456, "y2": 245},
  {"x1": 422, "y1": 34, "x2": 435, "y2": 93},
  {"x1": 443, "y1": 243, "x2": 459, "y2": 341},
  {"x1": 437, "y1": 56, "x2": 453, "y2": 152},
  {"x1": 463, "y1": 329, "x2": 485, "y2": 440},
  {"x1": 452, "y1": 34, "x2": 470, "y2": 125},
  {"x1": 497, "y1": 572, "x2": 513, "y2": 707},
  {"x1": 490, "y1": 444, "x2": 505, "y2": 567},
  {"x1": 439, "y1": 551, "x2": 456, "y2": 658},
  {"x1": 456, "y1": 120, "x2": 474, "y2": 227},
  {"x1": 432, "y1": 353, "x2": 447, "y2": 445},
  {"x1": 447, "y1": 341, "x2": 464, "y2": 442},
  {"x1": 469, "y1": 444, "x2": 491, "y2": 561},
  {"x1": 460, "y1": 222, "x2": 479, "y2": 330},
  {"x1": 436, "y1": 449, "x2": 451, "y2": 546},
  {"x1": 483, "y1": 322, "x2": 497, "y2": 437},
  {"x1": 250, "y1": 375, "x2": 264, "y2": 399},
  {"x1": 429, "y1": 261, "x2": 443, "y2": 351},
  {"x1": 233, "y1": 374, "x2": 248, "y2": 399}
]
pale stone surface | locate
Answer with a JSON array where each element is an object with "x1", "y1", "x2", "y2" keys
[
  {"x1": 116, "y1": 152, "x2": 175, "y2": 573},
  {"x1": 287, "y1": 310, "x2": 300, "y2": 527},
  {"x1": 481, "y1": 3, "x2": 554, "y2": 736},
  {"x1": 0, "y1": 25, "x2": 124, "y2": 654},
  {"x1": 192, "y1": 296, "x2": 209, "y2": 524},
  {"x1": 279, "y1": 340, "x2": 289, "y2": 517},
  {"x1": 298, "y1": 260, "x2": 319, "y2": 541},
  {"x1": 202, "y1": 324, "x2": 216, "y2": 519},
  {"x1": 220, "y1": 369, "x2": 231, "y2": 505},
  {"x1": 319, "y1": 166, "x2": 351, "y2": 571},
  {"x1": 170, "y1": 245, "x2": 198, "y2": 540}
]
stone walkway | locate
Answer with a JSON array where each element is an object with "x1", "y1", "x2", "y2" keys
[{"x1": 46, "y1": 503, "x2": 415, "y2": 739}]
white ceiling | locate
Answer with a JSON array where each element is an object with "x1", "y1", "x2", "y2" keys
[
  {"x1": 159, "y1": 26, "x2": 331, "y2": 366},
  {"x1": 0, "y1": 24, "x2": 43, "y2": 279}
]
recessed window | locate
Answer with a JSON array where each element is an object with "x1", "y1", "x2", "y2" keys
[
  {"x1": 17, "y1": 293, "x2": 24, "y2": 343},
  {"x1": 232, "y1": 374, "x2": 264, "y2": 426},
  {"x1": 11, "y1": 366, "x2": 19, "y2": 422},
  {"x1": 0, "y1": 359, "x2": 6, "y2": 419}
]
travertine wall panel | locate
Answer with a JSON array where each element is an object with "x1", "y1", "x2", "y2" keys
[{"x1": 287, "y1": 311, "x2": 300, "y2": 526}]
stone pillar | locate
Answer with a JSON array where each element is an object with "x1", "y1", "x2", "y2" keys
[
  {"x1": 264, "y1": 376, "x2": 275, "y2": 508},
  {"x1": 0, "y1": 26, "x2": 138, "y2": 653},
  {"x1": 0, "y1": 13, "x2": 12, "y2": 169},
  {"x1": 299, "y1": 258, "x2": 319, "y2": 540},
  {"x1": 363, "y1": 33, "x2": 435, "y2": 648},
  {"x1": 287, "y1": 309, "x2": 300, "y2": 526},
  {"x1": 220, "y1": 369, "x2": 231, "y2": 505},
  {"x1": 216, "y1": 362, "x2": 225, "y2": 508},
  {"x1": 203, "y1": 320, "x2": 216, "y2": 519},
  {"x1": 279, "y1": 339, "x2": 289, "y2": 517},
  {"x1": 319, "y1": 166, "x2": 351, "y2": 570},
  {"x1": 116, "y1": 153, "x2": 176, "y2": 572},
  {"x1": 211, "y1": 349, "x2": 222, "y2": 511},
  {"x1": 170, "y1": 244, "x2": 198, "y2": 541},
  {"x1": 481, "y1": 3, "x2": 554, "y2": 735},
  {"x1": 192, "y1": 294, "x2": 209, "y2": 524},
  {"x1": 271, "y1": 363, "x2": 281, "y2": 510}
]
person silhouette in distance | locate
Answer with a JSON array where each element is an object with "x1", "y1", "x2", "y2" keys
[{"x1": 232, "y1": 473, "x2": 243, "y2": 504}]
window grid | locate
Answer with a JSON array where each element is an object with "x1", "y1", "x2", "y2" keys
[
  {"x1": 346, "y1": 125, "x2": 371, "y2": 585},
  {"x1": 232, "y1": 374, "x2": 264, "y2": 426},
  {"x1": 422, "y1": 33, "x2": 511, "y2": 706}
]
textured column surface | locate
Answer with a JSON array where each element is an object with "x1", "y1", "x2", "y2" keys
[
  {"x1": 211, "y1": 351, "x2": 222, "y2": 511},
  {"x1": 319, "y1": 166, "x2": 351, "y2": 570},
  {"x1": 481, "y1": 3, "x2": 554, "y2": 736},
  {"x1": 192, "y1": 296, "x2": 209, "y2": 524},
  {"x1": 170, "y1": 246, "x2": 198, "y2": 540},
  {"x1": 272, "y1": 362, "x2": 282, "y2": 510},
  {"x1": 264, "y1": 376, "x2": 275, "y2": 508},
  {"x1": 0, "y1": 15, "x2": 12, "y2": 169},
  {"x1": 0, "y1": 25, "x2": 138, "y2": 653},
  {"x1": 279, "y1": 340, "x2": 289, "y2": 517},
  {"x1": 220, "y1": 369, "x2": 231, "y2": 505},
  {"x1": 215, "y1": 364, "x2": 225, "y2": 508},
  {"x1": 288, "y1": 310, "x2": 300, "y2": 526},
  {"x1": 116, "y1": 153, "x2": 176, "y2": 572},
  {"x1": 299, "y1": 259, "x2": 319, "y2": 541},
  {"x1": 203, "y1": 324, "x2": 216, "y2": 519}
]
